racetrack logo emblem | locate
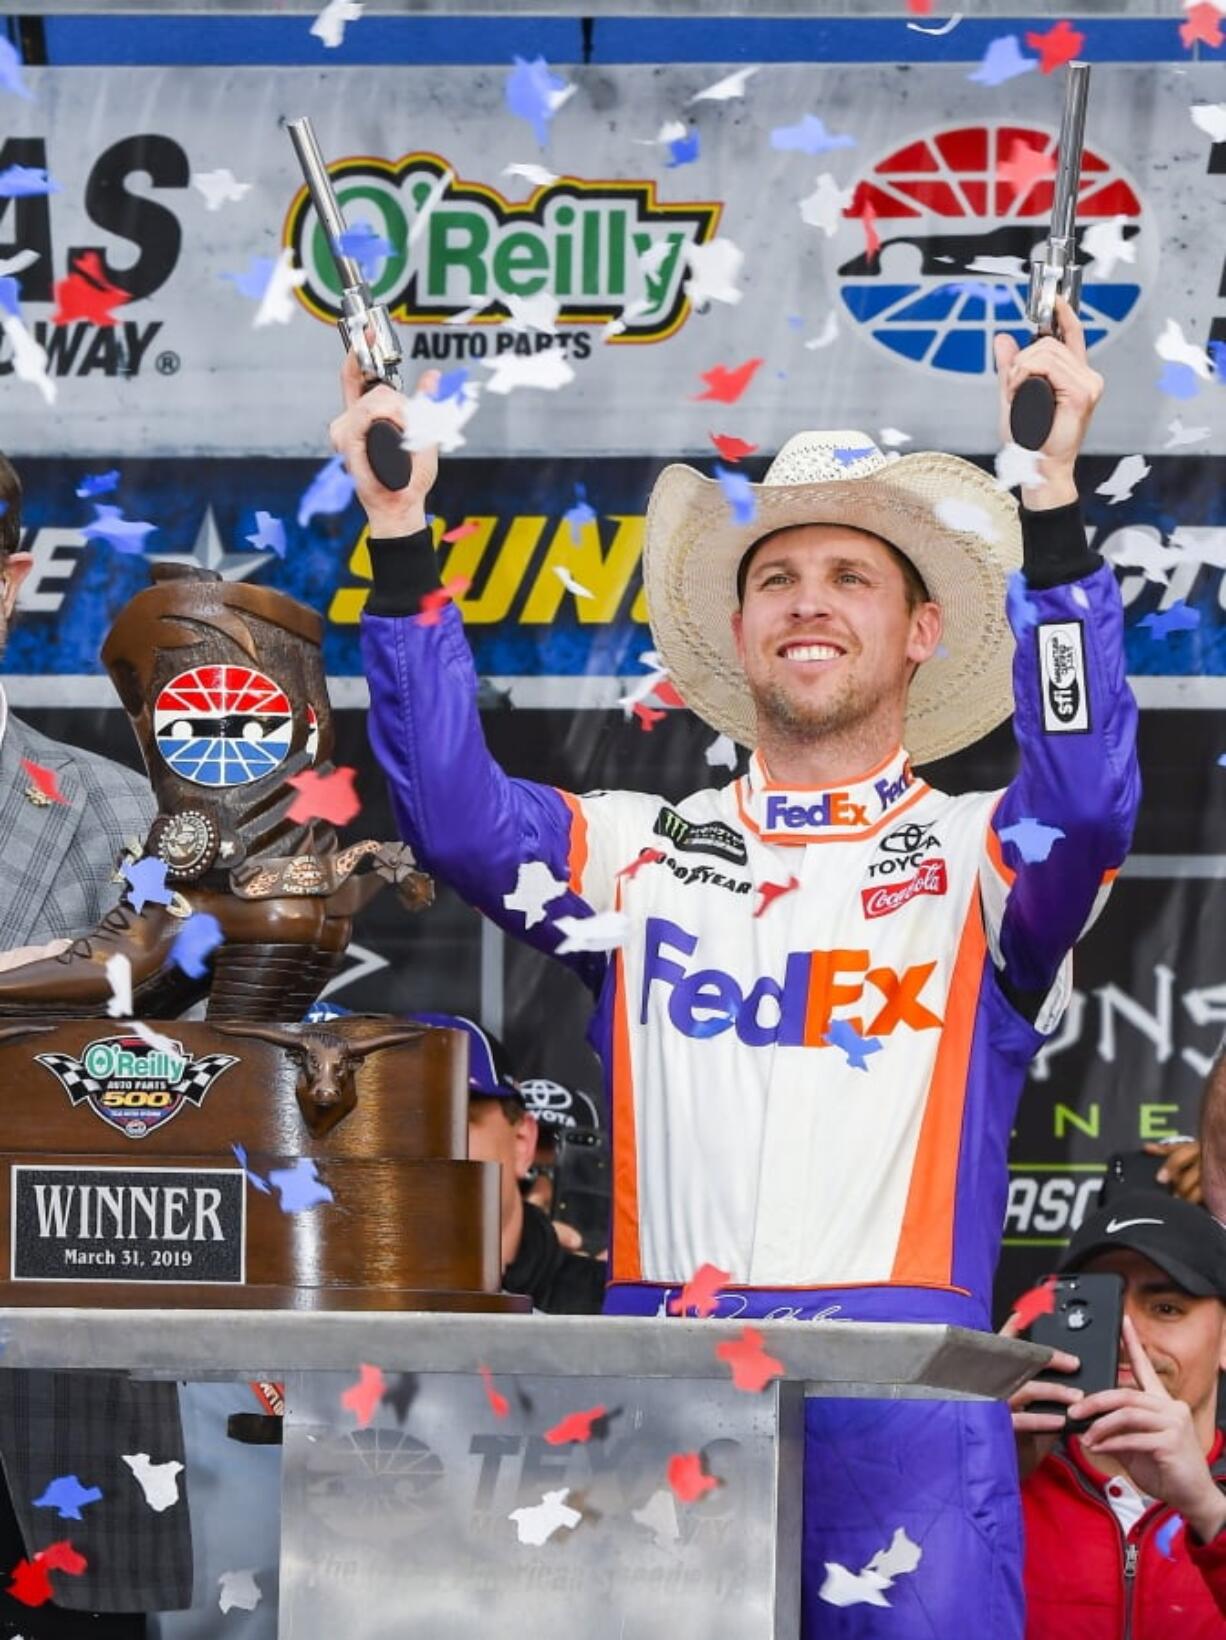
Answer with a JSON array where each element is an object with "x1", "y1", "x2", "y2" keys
[
  {"x1": 1039, "y1": 621, "x2": 1089, "y2": 733},
  {"x1": 35, "y1": 1035, "x2": 238, "y2": 1140},
  {"x1": 287, "y1": 152, "x2": 721, "y2": 344},
  {"x1": 830, "y1": 123, "x2": 1146, "y2": 376}
]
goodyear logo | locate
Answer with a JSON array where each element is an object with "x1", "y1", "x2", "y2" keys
[{"x1": 287, "y1": 153, "x2": 721, "y2": 344}]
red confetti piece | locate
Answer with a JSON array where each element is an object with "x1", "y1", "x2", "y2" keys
[
  {"x1": 8, "y1": 1557, "x2": 53, "y2": 1606},
  {"x1": 51, "y1": 252, "x2": 129, "y2": 328},
  {"x1": 997, "y1": 139, "x2": 1058, "y2": 198},
  {"x1": 1181, "y1": 2, "x2": 1224, "y2": 47},
  {"x1": 1010, "y1": 1275, "x2": 1058, "y2": 1332},
  {"x1": 1023, "y1": 18, "x2": 1087, "y2": 73},
  {"x1": 543, "y1": 1405, "x2": 607, "y2": 1446},
  {"x1": 715, "y1": 1326, "x2": 785, "y2": 1394},
  {"x1": 668, "y1": 1263, "x2": 731, "y2": 1318},
  {"x1": 286, "y1": 766, "x2": 362, "y2": 826},
  {"x1": 709, "y1": 432, "x2": 759, "y2": 463},
  {"x1": 632, "y1": 702, "x2": 667, "y2": 732},
  {"x1": 478, "y1": 1364, "x2": 510, "y2": 1420},
  {"x1": 617, "y1": 848, "x2": 665, "y2": 881},
  {"x1": 652, "y1": 679, "x2": 685, "y2": 709},
  {"x1": 20, "y1": 757, "x2": 68, "y2": 805},
  {"x1": 415, "y1": 575, "x2": 472, "y2": 626},
  {"x1": 340, "y1": 1363, "x2": 385, "y2": 1429},
  {"x1": 38, "y1": 1541, "x2": 86, "y2": 1576},
  {"x1": 667, "y1": 1451, "x2": 719, "y2": 1504},
  {"x1": 753, "y1": 876, "x2": 800, "y2": 919},
  {"x1": 850, "y1": 196, "x2": 880, "y2": 264},
  {"x1": 441, "y1": 519, "x2": 481, "y2": 544},
  {"x1": 905, "y1": 0, "x2": 934, "y2": 12},
  {"x1": 693, "y1": 358, "x2": 764, "y2": 405}
]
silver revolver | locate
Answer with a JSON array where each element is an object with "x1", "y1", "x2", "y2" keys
[
  {"x1": 287, "y1": 115, "x2": 411, "y2": 491},
  {"x1": 1010, "y1": 61, "x2": 1091, "y2": 452}
]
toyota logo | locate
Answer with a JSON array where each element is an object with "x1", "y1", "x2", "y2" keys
[{"x1": 879, "y1": 823, "x2": 939, "y2": 855}]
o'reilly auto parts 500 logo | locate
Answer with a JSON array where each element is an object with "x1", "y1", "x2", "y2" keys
[
  {"x1": 35, "y1": 1035, "x2": 238, "y2": 1140},
  {"x1": 831, "y1": 122, "x2": 1147, "y2": 376},
  {"x1": 286, "y1": 152, "x2": 721, "y2": 343}
]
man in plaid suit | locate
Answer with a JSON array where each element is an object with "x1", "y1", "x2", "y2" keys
[{"x1": 0, "y1": 454, "x2": 192, "y2": 1637}]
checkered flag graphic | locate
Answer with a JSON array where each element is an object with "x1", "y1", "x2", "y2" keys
[
  {"x1": 34, "y1": 1052, "x2": 102, "y2": 1105},
  {"x1": 176, "y1": 1053, "x2": 239, "y2": 1106}
]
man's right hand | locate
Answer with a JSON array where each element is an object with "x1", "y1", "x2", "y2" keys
[
  {"x1": 1000, "y1": 1309, "x2": 1084, "y2": 1480},
  {"x1": 328, "y1": 353, "x2": 440, "y2": 538}
]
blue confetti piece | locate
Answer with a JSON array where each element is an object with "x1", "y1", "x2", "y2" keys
[
  {"x1": 0, "y1": 164, "x2": 59, "y2": 197},
  {"x1": 967, "y1": 35, "x2": 1038, "y2": 87},
  {"x1": 336, "y1": 220, "x2": 397, "y2": 281},
  {"x1": 220, "y1": 255, "x2": 276, "y2": 302},
  {"x1": 1217, "y1": 754, "x2": 1226, "y2": 769},
  {"x1": 297, "y1": 454, "x2": 355, "y2": 528},
  {"x1": 786, "y1": 314, "x2": 805, "y2": 330},
  {"x1": 81, "y1": 504, "x2": 157, "y2": 555},
  {"x1": 75, "y1": 469, "x2": 121, "y2": 499},
  {"x1": 1006, "y1": 571, "x2": 1039, "y2": 637},
  {"x1": 689, "y1": 1007, "x2": 739, "y2": 1039},
  {"x1": 1155, "y1": 1515, "x2": 1183, "y2": 1560},
  {"x1": 1208, "y1": 341, "x2": 1226, "y2": 382},
  {"x1": 33, "y1": 1475, "x2": 103, "y2": 1521},
  {"x1": 505, "y1": 55, "x2": 570, "y2": 148},
  {"x1": 246, "y1": 509, "x2": 287, "y2": 558},
  {"x1": 304, "y1": 1001, "x2": 354, "y2": 1022},
  {"x1": 823, "y1": 1018, "x2": 883, "y2": 1072},
  {"x1": 1139, "y1": 600, "x2": 1201, "y2": 640},
  {"x1": 998, "y1": 817, "x2": 1066, "y2": 864},
  {"x1": 431, "y1": 367, "x2": 469, "y2": 403},
  {"x1": 833, "y1": 446, "x2": 877, "y2": 466},
  {"x1": 121, "y1": 856, "x2": 173, "y2": 914},
  {"x1": 267, "y1": 1157, "x2": 334, "y2": 1214},
  {"x1": 769, "y1": 114, "x2": 856, "y2": 155},
  {"x1": 231, "y1": 1143, "x2": 272, "y2": 1195},
  {"x1": 0, "y1": 276, "x2": 20, "y2": 318},
  {"x1": 1157, "y1": 361, "x2": 1201, "y2": 401},
  {"x1": 666, "y1": 130, "x2": 701, "y2": 168},
  {"x1": 713, "y1": 463, "x2": 756, "y2": 526},
  {"x1": 170, "y1": 912, "x2": 223, "y2": 980},
  {"x1": 0, "y1": 38, "x2": 33, "y2": 100},
  {"x1": 564, "y1": 482, "x2": 597, "y2": 543}
]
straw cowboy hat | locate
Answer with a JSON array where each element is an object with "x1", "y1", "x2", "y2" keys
[{"x1": 642, "y1": 432, "x2": 1023, "y2": 767}]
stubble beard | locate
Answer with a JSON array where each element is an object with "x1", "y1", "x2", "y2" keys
[{"x1": 752, "y1": 671, "x2": 882, "y2": 751}]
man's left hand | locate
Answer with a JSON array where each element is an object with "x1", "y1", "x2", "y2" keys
[
  {"x1": 1078, "y1": 1314, "x2": 1226, "y2": 1543},
  {"x1": 993, "y1": 294, "x2": 1104, "y2": 508}
]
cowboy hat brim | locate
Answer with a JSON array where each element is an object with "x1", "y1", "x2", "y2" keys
[{"x1": 642, "y1": 449, "x2": 1022, "y2": 767}]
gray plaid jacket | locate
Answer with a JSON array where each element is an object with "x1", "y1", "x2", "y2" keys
[{"x1": 0, "y1": 711, "x2": 194, "y2": 1612}]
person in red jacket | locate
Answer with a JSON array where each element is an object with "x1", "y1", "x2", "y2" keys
[{"x1": 1008, "y1": 1191, "x2": 1226, "y2": 1636}]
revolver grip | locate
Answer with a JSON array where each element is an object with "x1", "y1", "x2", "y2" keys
[
  {"x1": 366, "y1": 419, "x2": 412, "y2": 491},
  {"x1": 1009, "y1": 376, "x2": 1056, "y2": 452}
]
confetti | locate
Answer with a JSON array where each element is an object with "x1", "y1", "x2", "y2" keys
[
  {"x1": 998, "y1": 817, "x2": 1067, "y2": 864},
  {"x1": 336, "y1": 221, "x2": 396, "y2": 281},
  {"x1": 431, "y1": 367, "x2": 470, "y2": 402},
  {"x1": 1103, "y1": 529, "x2": 1180, "y2": 584},
  {"x1": 218, "y1": 1567, "x2": 262, "y2": 1613},
  {"x1": 38, "y1": 1541, "x2": 87, "y2": 1576},
  {"x1": 821, "y1": 1527, "x2": 923, "y2": 1608},
  {"x1": 934, "y1": 496, "x2": 999, "y2": 543},
  {"x1": 1156, "y1": 318, "x2": 1215, "y2": 382},
  {"x1": 543, "y1": 1405, "x2": 606, "y2": 1446},
  {"x1": 665, "y1": 130, "x2": 701, "y2": 169},
  {"x1": 505, "y1": 290, "x2": 560, "y2": 334},
  {"x1": 130, "y1": 1022, "x2": 180, "y2": 1058},
  {"x1": 684, "y1": 238, "x2": 744, "y2": 309},
  {"x1": 505, "y1": 56, "x2": 574, "y2": 148},
  {"x1": 997, "y1": 139, "x2": 1058, "y2": 198},
  {"x1": 616, "y1": 848, "x2": 665, "y2": 883},
  {"x1": 1081, "y1": 217, "x2": 1137, "y2": 281},
  {"x1": 105, "y1": 954, "x2": 134, "y2": 1021},
  {"x1": 20, "y1": 758, "x2": 67, "y2": 805},
  {"x1": 1010, "y1": 1274, "x2": 1058, "y2": 1330},
  {"x1": 907, "y1": 0, "x2": 933, "y2": 11},
  {"x1": 1024, "y1": 19, "x2": 1086, "y2": 73},
  {"x1": 0, "y1": 37, "x2": 32, "y2": 99},
  {"x1": 632, "y1": 1488, "x2": 680, "y2": 1547},
  {"x1": 632, "y1": 702, "x2": 668, "y2": 732},
  {"x1": 564, "y1": 482, "x2": 597, "y2": 541},
  {"x1": 668, "y1": 1262, "x2": 731, "y2": 1318},
  {"x1": 804, "y1": 312, "x2": 840, "y2": 350},
  {"x1": 1156, "y1": 1514, "x2": 1184, "y2": 1559},
  {"x1": 122, "y1": 1453, "x2": 184, "y2": 1517},
  {"x1": 667, "y1": 1452, "x2": 719, "y2": 1504},
  {"x1": 297, "y1": 454, "x2": 355, "y2": 526},
  {"x1": 502, "y1": 162, "x2": 560, "y2": 187},
  {"x1": 0, "y1": 164, "x2": 59, "y2": 197},
  {"x1": 1096, "y1": 454, "x2": 1152, "y2": 505},
  {"x1": 1139, "y1": 600, "x2": 1201, "y2": 640},
  {"x1": 75, "y1": 469, "x2": 121, "y2": 499},
  {"x1": 1164, "y1": 417, "x2": 1210, "y2": 450},
  {"x1": 553, "y1": 566, "x2": 595, "y2": 600},
  {"x1": 441, "y1": 519, "x2": 481, "y2": 544},
  {"x1": 310, "y1": 0, "x2": 363, "y2": 48},
  {"x1": 33, "y1": 1475, "x2": 103, "y2": 1521},
  {"x1": 286, "y1": 766, "x2": 361, "y2": 826},
  {"x1": 231, "y1": 1142, "x2": 273, "y2": 1195},
  {"x1": 221, "y1": 255, "x2": 275, "y2": 301},
  {"x1": 482, "y1": 351, "x2": 575, "y2": 395},
  {"x1": 51, "y1": 253, "x2": 129, "y2": 328},
  {"x1": 908, "y1": 11, "x2": 963, "y2": 33},
  {"x1": 8, "y1": 1556, "x2": 54, "y2": 1606},
  {"x1": 833, "y1": 445, "x2": 877, "y2": 466},
  {"x1": 121, "y1": 856, "x2": 173, "y2": 914},
  {"x1": 504, "y1": 862, "x2": 569, "y2": 929},
  {"x1": 878, "y1": 427, "x2": 912, "y2": 448},
  {"x1": 691, "y1": 66, "x2": 760, "y2": 103},
  {"x1": 81, "y1": 504, "x2": 157, "y2": 555},
  {"x1": 478, "y1": 1364, "x2": 510, "y2": 1420},
  {"x1": 415, "y1": 575, "x2": 472, "y2": 626},
  {"x1": 705, "y1": 733, "x2": 738, "y2": 770},
  {"x1": 509, "y1": 1488, "x2": 582, "y2": 1547},
  {"x1": 798, "y1": 173, "x2": 856, "y2": 238},
  {"x1": 246, "y1": 510, "x2": 287, "y2": 557},
  {"x1": 994, "y1": 442, "x2": 1045, "y2": 491},
  {"x1": 1191, "y1": 103, "x2": 1226, "y2": 144},
  {"x1": 1181, "y1": 3, "x2": 1224, "y2": 48},
  {"x1": 553, "y1": 911, "x2": 630, "y2": 954},
  {"x1": 340, "y1": 1363, "x2": 384, "y2": 1427},
  {"x1": 770, "y1": 115, "x2": 856, "y2": 155},
  {"x1": 192, "y1": 168, "x2": 253, "y2": 211},
  {"x1": 1157, "y1": 362, "x2": 1201, "y2": 401},
  {"x1": 714, "y1": 463, "x2": 756, "y2": 526},
  {"x1": 267, "y1": 1157, "x2": 333, "y2": 1214},
  {"x1": 169, "y1": 912, "x2": 224, "y2": 979},
  {"x1": 849, "y1": 195, "x2": 880, "y2": 263},
  {"x1": 967, "y1": 35, "x2": 1037, "y2": 87},
  {"x1": 715, "y1": 1326, "x2": 785, "y2": 1393},
  {"x1": 823, "y1": 1017, "x2": 883, "y2": 1072},
  {"x1": 253, "y1": 248, "x2": 307, "y2": 328},
  {"x1": 406, "y1": 166, "x2": 454, "y2": 251},
  {"x1": 753, "y1": 876, "x2": 799, "y2": 918},
  {"x1": 709, "y1": 433, "x2": 758, "y2": 463},
  {"x1": 1006, "y1": 571, "x2": 1040, "y2": 635},
  {"x1": 694, "y1": 358, "x2": 763, "y2": 404},
  {"x1": 402, "y1": 382, "x2": 481, "y2": 453}
]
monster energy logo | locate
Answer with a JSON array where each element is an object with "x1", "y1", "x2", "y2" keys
[
  {"x1": 288, "y1": 153, "x2": 722, "y2": 343},
  {"x1": 652, "y1": 807, "x2": 748, "y2": 866}
]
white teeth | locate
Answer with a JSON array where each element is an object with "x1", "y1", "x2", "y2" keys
[{"x1": 783, "y1": 643, "x2": 841, "y2": 661}]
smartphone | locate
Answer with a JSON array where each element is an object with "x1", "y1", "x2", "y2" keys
[
  {"x1": 550, "y1": 1128, "x2": 611, "y2": 1255},
  {"x1": 1027, "y1": 1271, "x2": 1124, "y2": 1422}
]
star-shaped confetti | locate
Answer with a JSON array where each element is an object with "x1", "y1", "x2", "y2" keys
[
  {"x1": 509, "y1": 1488, "x2": 582, "y2": 1547},
  {"x1": 503, "y1": 861, "x2": 569, "y2": 929},
  {"x1": 632, "y1": 702, "x2": 668, "y2": 732},
  {"x1": 483, "y1": 351, "x2": 575, "y2": 394},
  {"x1": 310, "y1": 0, "x2": 363, "y2": 48},
  {"x1": 1181, "y1": 3, "x2": 1224, "y2": 48},
  {"x1": 122, "y1": 1453, "x2": 184, "y2": 1513},
  {"x1": 169, "y1": 911, "x2": 224, "y2": 979},
  {"x1": 1156, "y1": 317, "x2": 1215, "y2": 381},
  {"x1": 1139, "y1": 600, "x2": 1201, "y2": 640},
  {"x1": 995, "y1": 442, "x2": 1045, "y2": 492},
  {"x1": 1096, "y1": 454, "x2": 1152, "y2": 505},
  {"x1": 218, "y1": 1567, "x2": 262, "y2": 1613},
  {"x1": 1009, "y1": 1274, "x2": 1058, "y2": 1331},
  {"x1": 51, "y1": 252, "x2": 129, "y2": 328},
  {"x1": 821, "y1": 1527, "x2": 922, "y2": 1608},
  {"x1": 478, "y1": 1364, "x2": 510, "y2": 1420},
  {"x1": 21, "y1": 757, "x2": 68, "y2": 805},
  {"x1": 221, "y1": 254, "x2": 277, "y2": 301},
  {"x1": 253, "y1": 248, "x2": 307, "y2": 328},
  {"x1": 668, "y1": 1262, "x2": 731, "y2": 1318},
  {"x1": 997, "y1": 139, "x2": 1057, "y2": 198},
  {"x1": 1081, "y1": 217, "x2": 1137, "y2": 281},
  {"x1": 616, "y1": 848, "x2": 665, "y2": 882},
  {"x1": 402, "y1": 382, "x2": 481, "y2": 452},
  {"x1": 685, "y1": 238, "x2": 744, "y2": 309},
  {"x1": 710, "y1": 433, "x2": 758, "y2": 463},
  {"x1": 75, "y1": 469, "x2": 121, "y2": 499},
  {"x1": 81, "y1": 503, "x2": 157, "y2": 555},
  {"x1": 968, "y1": 34, "x2": 1037, "y2": 87},
  {"x1": 667, "y1": 1451, "x2": 719, "y2": 1504},
  {"x1": 770, "y1": 114, "x2": 856, "y2": 155},
  {"x1": 33, "y1": 1475, "x2": 103, "y2": 1521},
  {"x1": 192, "y1": 168, "x2": 253, "y2": 211},
  {"x1": 543, "y1": 1405, "x2": 606, "y2": 1446},
  {"x1": 336, "y1": 221, "x2": 397, "y2": 280},
  {"x1": 564, "y1": 482, "x2": 597, "y2": 542},
  {"x1": 286, "y1": 766, "x2": 361, "y2": 826},
  {"x1": 714, "y1": 463, "x2": 756, "y2": 525},
  {"x1": 1024, "y1": 19, "x2": 1086, "y2": 73},
  {"x1": 690, "y1": 66, "x2": 759, "y2": 103},
  {"x1": 245, "y1": 510, "x2": 287, "y2": 557},
  {"x1": 416, "y1": 575, "x2": 472, "y2": 626},
  {"x1": 694, "y1": 357, "x2": 763, "y2": 404},
  {"x1": 0, "y1": 164, "x2": 59, "y2": 197},
  {"x1": 105, "y1": 953, "x2": 134, "y2": 1020},
  {"x1": 268, "y1": 1157, "x2": 334, "y2": 1213},
  {"x1": 505, "y1": 56, "x2": 574, "y2": 148},
  {"x1": 553, "y1": 911, "x2": 630, "y2": 954},
  {"x1": 753, "y1": 876, "x2": 799, "y2": 918},
  {"x1": 998, "y1": 816, "x2": 1067, "y2": 863},
  {"x1": 823, "y1": 1017, "x2": 883, "y2": 1072},
  {"x1": 715, "y1": 1326, "x2": 785, "y2": 1393},
  {"x1": 297, "y1": 454, "x2": 355, "y2": 526},
  {"x1": 122, "y1": 856, "x2": 173, "y2": 914},
  {"x1": 341, "y1": 1363, "x2": 385, "y2": 1428}
]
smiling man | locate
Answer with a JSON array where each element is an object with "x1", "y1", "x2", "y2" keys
[{"x1": 346, "y1": 295, "x2": 1139, "y2": 1639}]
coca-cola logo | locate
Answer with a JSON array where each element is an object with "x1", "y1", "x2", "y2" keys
[{"x1": 861, "y1": 858, "x2": 948, "y2": 919}]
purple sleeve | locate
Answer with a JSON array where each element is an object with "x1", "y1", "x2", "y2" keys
[{"x1": 991, "y1": 560, "x2": 1140, "y2": 998}]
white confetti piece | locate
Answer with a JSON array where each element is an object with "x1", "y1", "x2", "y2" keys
[
  {"x1": 122, "y1": 1453, "x2": 184, "y2": 1513},
  {"x1": 1164, "y1": 416, "x2": 1211, "y2": 450},
  {"x1": 105, "y1": 953, "x2": 133, "y2": 1020},
  {"x1": 907, "y1": 11, "x2": 963, "y2": 35},
  {"x1": 1103, "y1": 527, "x2": 1182, "y2": 584},
  {"x1": 218, "y1": 1567, "x2": 262, "y2": 1613},
  {"x1": 798, "y1": 173, "x2": 855, "y2": 237},
  {"x1": 963, "y1": 253, "x2": 1028, "y2": 279},
  {"x1": 310, "y1": 0, "x2": 362, "y2": 49},
  {"x1": 820, "y1": 1526, "x2": 922, "y2": 1609},
  {"x1": 1081, "y1": 217, "x2": 1136, "y2": 281},
  {"x1": 503, "y1": 861, "x2": 569, "y2": 929},
  {"x1": 866, "y1": 1526, "x2": 923, "y2": 1581},
  {"x1": 2, "y1": 313, "x2": 55, "y2": 404},
  {"x1": 505, "y1": 291, "x2": 560, "y2": 334},
  {"x1": 804, "y1": 312, "x2": 840, "y2": 350},
  {"x1": 1191, "y1": 103, "x2": 1226, "y2": 143},
  {"x1": 509, "y1": 1487, "x2": 582, "y2": 1547},
  {"x1": 502, "y1": 162, "x2": 560, "y2": 187},
  {"x1": 1155, "y1": 317, "x2": 1215, "y2": 381},
  {"x1": 482, "y1": 351, "x2": 575, "y2": 395},
  {"x1": 1095, "y1": 453, "x2": 1152, "y2": 505},
  {"x1": 934, "y1": 496, "x2": 999, "y2": 543},
  {"x1": 878, "y1": 426, "x2": 912, "y2": 448},
  {"x1": 631, "y1": 1487, "x2": 681, "y2": 1548},
  {"x1": 553, "y1": 565, "x2": 594, "y2": 599},
  {"x1": 406, "y1": 168, "x2": 454, "y2": 251},
  {"x1": 684, "y1": 237, "x2": 744, "y2": 309},
  {"x1": 129, "y1": 1021, "x2": 181, "y2": 1057},
  {"x1": 690, "y1": 66, "x2": 760, "y2": 103},
  {"x1": 252, "y1": 248, "x2": 307, "y2": 328},
  {"x1": 400, "y1": 383, "x2": 480, "y2": 454},
  {"x1": 0, "y1": 248, "x2": 40, "y2": 278},
  {"x1": 553, "y1": 911, "x2": 630, "y2": 954},
  {"x1": 704, "y1": 733, "x2": 738, "y2": 770},
  {"x1": 192, "y1": 168, "x2": 253, "y2": 211},
  {"x1": 994, "y1": 442, "x2": 1044, "y2": 491}
]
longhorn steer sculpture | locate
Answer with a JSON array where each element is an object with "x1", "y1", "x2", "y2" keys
[{"x1": 217, "y1": 1021, "x2": 423, "y2": 1135}]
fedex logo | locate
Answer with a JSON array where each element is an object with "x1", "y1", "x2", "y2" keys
[
  {"x1": 640, "y1": 917, "x2": 943, "y2": 1046},
  {"x1": 763, "y1": 766, "x2": 912, "y2": 832}
]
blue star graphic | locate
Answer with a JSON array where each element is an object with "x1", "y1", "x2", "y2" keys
[
  {"x1": 245, "y1": 510, "x2": 287, "y2": 558},
  {"x1": 81, "y1": 504, "x2": 157, "y2": 555},
  {"x1": 998, "y1": 817, "x2": 1066, "y2": 865}
]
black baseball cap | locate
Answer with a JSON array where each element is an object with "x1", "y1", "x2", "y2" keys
[{"x1": 1061, "y1": 1189, "x2": 1226, "y2": 1299}]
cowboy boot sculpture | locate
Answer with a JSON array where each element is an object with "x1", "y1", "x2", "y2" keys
[{"x1": 0, "y1": 565, "x2": 429, "y2": 1021}]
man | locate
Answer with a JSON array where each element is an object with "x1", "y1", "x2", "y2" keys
[
  {"x1": 1008, "y1": 1191, "x2": 1226, "y2": 1635},
  {"x1": 0, "y1": 453, "x2": 191, "y2": 1638},
  {"x1": 340, "y1": 295, "x2": 1139, "y2": 1637}
]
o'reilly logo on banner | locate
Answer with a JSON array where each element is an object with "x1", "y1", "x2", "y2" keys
[{"x1": 286, "y1": 152, "x2": 721, "y2": 344}]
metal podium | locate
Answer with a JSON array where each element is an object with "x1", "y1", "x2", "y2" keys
[{"x1": 0, "y1": 1308, "x2": 1047, "y2": 1640}]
